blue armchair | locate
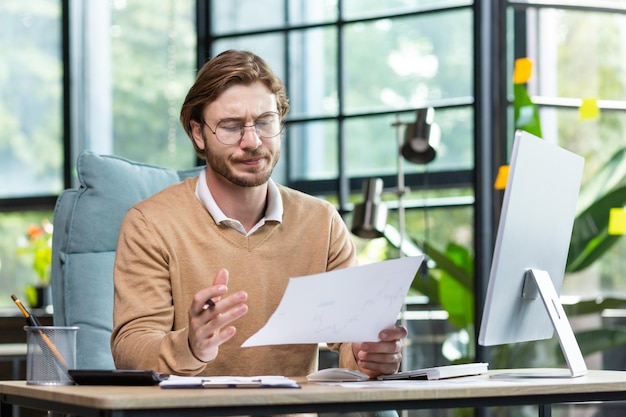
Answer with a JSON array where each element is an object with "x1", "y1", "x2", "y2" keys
[{"x1": 51, "y1": 151, "x2": 201, "y2": 369}]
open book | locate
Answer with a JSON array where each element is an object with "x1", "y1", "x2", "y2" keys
[{"x1": 377, "y1": 363, "x2": 489, "y2": 381}]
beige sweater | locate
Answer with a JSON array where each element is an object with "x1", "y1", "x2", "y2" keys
[{"x1": 111, "y1": 177, "x2": 358, "y2": 377}]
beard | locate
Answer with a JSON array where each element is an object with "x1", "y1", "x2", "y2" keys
[{"x1": 202, "y1": 133, "x2": 280, "y2": 187}]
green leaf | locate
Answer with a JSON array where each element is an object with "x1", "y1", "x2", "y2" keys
[
  {"x1": 438, "y1": 243, "x2": 474, "y2": 328},
  {"x1": 563, "y1": 298, "x2": 626, "y2": 316},
  {"x1": 575, "y1": 147, "x2": 626, "y2": 215},
  {"x1": 440, "y1": 272, "x2": 474, "y2": 328},
  {"x1": 422, "y1": 242, "x2": 473, "y2": 291},
  {"x1": 567, "y1": 185, "x2": 626, "y2": 272},
  {"x1": 568, "y1": 327, "x2": 626, "y2": 358},
  {"x1": 25, "y1": 285, "x2": 38, "y2": 308},
  {"x1": 513, "y1": 84, "x2": 542, "y2": 138},
  {"x1": 409, "y1": 268, "x2": 441, "y2": 305},
  {"x1": 417, "y1": 243, "x2": 474, "y2": 328}
]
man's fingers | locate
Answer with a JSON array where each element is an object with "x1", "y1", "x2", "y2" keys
[{"x1": 213, "y1": 268, "x2": 229, "y2": 286}]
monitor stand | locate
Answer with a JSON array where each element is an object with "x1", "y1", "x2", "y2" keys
[{"x1": 493, "y1": 269, "x2": 588, "y2": 379}]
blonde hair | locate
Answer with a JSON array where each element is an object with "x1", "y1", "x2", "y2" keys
[{"x1": 180, "y1": 50, "x2": 290, "y2": 157}]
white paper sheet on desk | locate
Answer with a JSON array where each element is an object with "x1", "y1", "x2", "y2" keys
[
  {"x1": 242, "y1": 255, "x2": 424, "y2": 347},
  {"x1": 160, "y1": 375, "x2": 300, "y2": 388}
]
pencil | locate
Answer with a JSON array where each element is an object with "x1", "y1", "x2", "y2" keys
[{"x1": 11, "y1": 294, "x2": 69, "y2": 370}]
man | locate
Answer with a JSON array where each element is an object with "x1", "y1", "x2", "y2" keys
[{"x1": 111, "y1": 50, "x2": 407, "y2": 378}]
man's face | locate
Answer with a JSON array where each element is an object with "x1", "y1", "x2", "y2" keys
[{"x1": 191, "y1": 81, "x2": 281, "y2": 188}]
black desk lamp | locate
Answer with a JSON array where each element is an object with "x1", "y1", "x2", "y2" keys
[
  {"x1": 351, "y1": 177, "x2": 388, "y2": 239},
  {"x1": 401, "y1": 107, "x2": 438, "y2": 165}
]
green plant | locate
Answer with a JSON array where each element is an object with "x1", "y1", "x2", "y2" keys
[
  {"x1": 16, "y1": 219, "x2": 53, "y2": 285},
  {"x1": 567, "y1": 147, "x2": 626, "y2": 272},
  {"x1": 16, "y1": 219, "x2": 53, "y2": 307},
  {"x1": 17, "y1": 219, "x2": 53, "y2": 285}
]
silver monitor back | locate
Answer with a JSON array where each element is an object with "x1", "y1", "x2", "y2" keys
[{"x1": 479, "y1": 130, "x2": 584, "y2": 347}]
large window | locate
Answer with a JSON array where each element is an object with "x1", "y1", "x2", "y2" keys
[
  {"x1": 204, "y1": 0, "x2": 475, "y2": 235},
  {"x1": 0, "y1": 0, "x2": 196, "y2": 308},
  {"x1": 207, "y1": 1, "x2": 474, "y2": 190},
  {"x1": 0, "y1": 0, "x2": 63, "y2": 199},
  {"x1": 0, "y1": 1, "x2": 63, "y2": 307},
  {"x1": 71, "y1": 0, "x2": 197, "y2": 168}
]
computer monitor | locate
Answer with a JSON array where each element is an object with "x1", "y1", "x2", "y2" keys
[{"x1": 478, "y1": 130, "x2": 587, "y2": 378}]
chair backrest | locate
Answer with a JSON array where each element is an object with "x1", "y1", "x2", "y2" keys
[{"x1": 51, "y1": 151, "x2": 202, "y2": 369}]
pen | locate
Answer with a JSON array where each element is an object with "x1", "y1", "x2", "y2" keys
[
  {"x1": 202, "y1": 298, "x2": 216, "y2": 311},
  {"x1": 11, "y1": 294, "x2": 69, "y2": 370},
  {"x1": 11, "y1": 294, "x2": 42, "y2": 327}
]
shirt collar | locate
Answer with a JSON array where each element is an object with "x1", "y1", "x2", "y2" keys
[{"x1": 195, "y1": 168, "x2": 283, "y2": 235}]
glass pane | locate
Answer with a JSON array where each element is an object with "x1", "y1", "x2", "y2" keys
[
  {"x1": 0, "y1": 0, "x2": 62, "y2": 198},
  {"x1": 108, "y1": 0, "x2": 197, "y2": 168},
  {"x1": 405, "y1": 203, "x2": 474, "y2": 258},
  {"x1": 75, "y1": 1, "x2": 197, "y2": 169},
  {"x1": 564, "y1": 234, "x2": 626, "y2": 298},
  {"x1": 211, "y1": 0, "x2": 337, "y2": 34},
  {"x1": 213, "y1": 34, "x2": 287, "y2": 83},
  {"x1": 288, "y1": 27, "x2": 338, "y2": 118},
  {"x1": 0, "y1": 211, "x2": 54, "y2": 309},
  {"x1": 531, "y1": 8, "x2": 626, "y2": 102},
  {"x1": 512, "y1": 0, "x2": 626, "y2": 10},
  {"x1": 286, "y1": 120, "x2": 339, "y2": 181},
  {"x1": 345, "y1": 107, "x2": 473, "y2": 177},
  {"x1": 288, "y1": 0, "x2": 338, "y2": 25},
  {"x1": 428, "y1": 107, "x2": 474, "y2": 171},
  {"x1": 211, "y1": 0, "x2": 284, "y2": 35},
  {"x1": 343, "y1": 10, "x2": 473, "y2": 113},
  {"x1": 345, "y1": 114, "x2": 398, "y2": 177},
  {"x1": 343, "y1": 0, "x2": 473, "y2": 19},
  {"x1": 540, "y1": 108, "x2": 626, "y2": 183}
]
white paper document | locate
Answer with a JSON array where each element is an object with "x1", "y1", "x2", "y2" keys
[
  {"x1": 242, "y1": 256, "x2": 424, "y2": 347},
  {"x1": 160, "y1": 375, "x2": 300, "y2": 389}
]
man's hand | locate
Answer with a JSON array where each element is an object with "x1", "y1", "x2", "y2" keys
[
  {"x1": 352, "y1": 325, "x2": 408, "y2": 378},
  {"x1": 188, "y1": 268, "x2": 248, "y2": 362}
]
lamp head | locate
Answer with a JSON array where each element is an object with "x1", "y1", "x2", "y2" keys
[
  {"x1": 351, "y1": 178, "x2": 388, "y2": 239},
  {"x1": 401, "y1": 107, "x2": 439, "y2": 165}
]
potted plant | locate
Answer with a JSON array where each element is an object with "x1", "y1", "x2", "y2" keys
[{"x1": 16, "y1": 219, "x2": 53, "y2": 308}]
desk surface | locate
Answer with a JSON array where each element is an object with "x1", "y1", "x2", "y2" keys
[{"x1": 2, "y1": 369, "x2": 626, "y2": 417}]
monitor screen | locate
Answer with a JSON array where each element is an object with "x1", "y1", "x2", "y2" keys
[{"x1": 478, "y1": 130, "x2": 586, "y2": 377}]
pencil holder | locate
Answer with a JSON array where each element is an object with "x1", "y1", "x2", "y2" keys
[{"x1": 24, "y1": 326, "x2": 78, "y2": 385}]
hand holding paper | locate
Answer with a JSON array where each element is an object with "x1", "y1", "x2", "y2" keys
[{"x1": 242, "y1": 256, "x2": 424, "y2": 347}]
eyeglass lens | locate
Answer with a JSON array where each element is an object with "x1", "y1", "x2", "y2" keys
[{"x1": 215, "y1": 112, "x2": 282, "y2": 144}]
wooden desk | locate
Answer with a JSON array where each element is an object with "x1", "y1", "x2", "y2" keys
[{"x1": 2, "y1": 370, "x2": 626, "y2": 417}]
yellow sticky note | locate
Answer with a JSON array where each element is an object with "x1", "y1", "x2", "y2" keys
[
  {"x1": 580, "y1": 98, "x2": 599, "y2": 120},
  {"x1": 494, "y1": 165, "x2": 509, "y2": 190},
  {"x1": 608, "y1": 208, "x2": 626, "y2": 235},
  {"x1": 513, "y1": 58, "x2": 533, "y2": 84}
]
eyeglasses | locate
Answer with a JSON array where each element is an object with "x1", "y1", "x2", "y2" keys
[{"x1": 202, "y1": 111, "x2": 284, "y2": 145}]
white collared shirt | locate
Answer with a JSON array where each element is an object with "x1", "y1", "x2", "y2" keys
[{"x1": 195, "y1": 168, "x2": 283, "y2": 236}]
